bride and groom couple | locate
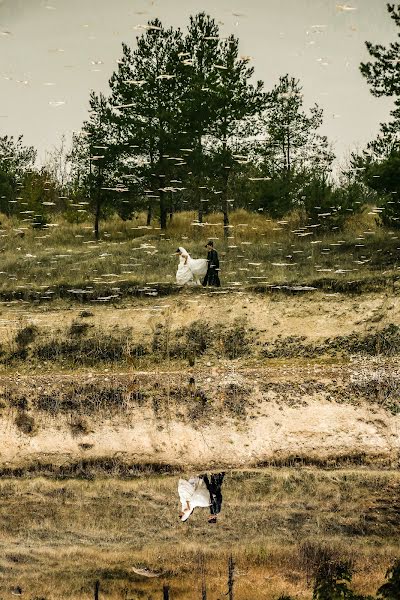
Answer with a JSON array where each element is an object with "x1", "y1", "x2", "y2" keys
[{"x1": 176, "y1": 241, "x2": 221, "y2": 287}]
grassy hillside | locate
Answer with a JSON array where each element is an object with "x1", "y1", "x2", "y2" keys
[
  {"x1": 1, "y1": 209, "x2": 399, "y2": 298},
  {"x1": 0, "y1": 469, "x2": 398, "y2": 600}
]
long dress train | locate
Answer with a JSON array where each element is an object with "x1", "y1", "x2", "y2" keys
[{"x1": 176, "y1": 247, "x2": 208, "y2": 286}]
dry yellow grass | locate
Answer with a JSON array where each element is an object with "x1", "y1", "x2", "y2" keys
[
  {"x1": 0, "y1": 469, "x2": 398, "y2": 599},
  {"x1": 1, "y1": 208, "x2": 399, "y2": 294}
]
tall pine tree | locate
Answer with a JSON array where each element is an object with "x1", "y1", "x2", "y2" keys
[{"x1": 109, "y1": 20, "x2": 186, "y2": 230}]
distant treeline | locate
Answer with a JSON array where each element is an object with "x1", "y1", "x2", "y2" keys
[{"x1": 1, "y1": 4, "x2": 400, "y2": 237}]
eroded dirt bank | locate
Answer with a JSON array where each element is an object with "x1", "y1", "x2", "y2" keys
[{"x1": 1, "y1": 364, "x2": 399, "y2": 471}]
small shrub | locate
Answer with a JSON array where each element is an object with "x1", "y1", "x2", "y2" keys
[
  {"x1": 223, "y1": 383, "x2": 249, "y2": 417},
  {"x1": 79, "y1": 310, "x2": 94, "y2": 318},
  {"x1": 299, "y1": 542, "x2": 342, "y2": 585},
  {"x1": 36, "y1": 394, "x2": 58, "y2": 414},
  {"x1": 61, "y1": 383, "x2": 126, "y2": 414},
  {"x1": 327, "y1": 324, "x2": 400, "y2": 357},
  {"x1": 187, "y1": 389, "x2": 209, "y2": 421},
  {"x1": 151, "y1": 322, "x2": 173, "y2": 357},
  {"x1": 313, "y1": 560, "x2": 355, "y2": 600},
  {"x1": 377, "y1": 558, "x2": 400, "y2": 599},
  {"x1": 219, "y1": 318, "x2": 254, "y2": 359},
  {"x1": 130, "y1": 343, "x2": 148, "y2": 358},
  {"x1": 69, "y1": 321, "x2": 93, "y2": 337},
  {"x1": 15, "y1": 325, "x2": 38, "y2": 348},
  {"x1": 69, "y1": 417, "x2": 90, "y2": 437},
  {"x1": 34, "y1": 333, "x2": 133, "y2": 365},
  {"x1": 15, "y1": 412, "x2": 36, "y2": 435},
  {"x1": 262, "y1": 335, "x2": 319, "y2": 359},
  {"x1": 6, "y1": 393, "x2": 29, "y2": 411},
  {"x1": 184, "y1": 320, "x2": 214, "y2": 357}
]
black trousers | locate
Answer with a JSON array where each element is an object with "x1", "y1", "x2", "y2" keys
[
  {"x1": 202, "y1": 268, "x2": 221, "y2": 287},
  {"x1": 202, "y1": 472, "x2": 225, "y2": 515}
]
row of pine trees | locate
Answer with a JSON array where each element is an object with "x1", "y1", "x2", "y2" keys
[{"x1": 1, "y1": 5, "x2": 400, "y2": 237}]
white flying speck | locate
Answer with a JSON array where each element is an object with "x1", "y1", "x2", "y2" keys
[
  {"x1": 126, "y1": 79, "x2": 146, "y2": 86},
  {"x1": 134, "y1": 24, "x2": 162, "y2": 31},
  {"x1": 49, "y1": 100, "x2": 65, "y2": 107},
  {"x1": 336, "y1": 4, "x2": 357, "y2": 11},
  {"x1": 156, "y1": 74, "x2": 176, "y2": 80},
  {"x1": 114, "y1": 103, "x2": 135, "y2": 109}
]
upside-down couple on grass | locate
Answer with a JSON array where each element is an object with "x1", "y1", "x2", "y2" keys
[{"x1": 178, "y1": 472, "x2": 225, "y2": 523}]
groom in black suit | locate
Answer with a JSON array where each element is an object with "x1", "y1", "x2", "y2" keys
[
  {"x1": 202, "y1": 472, "x2": 225, "y2": 523},
  {"x1": 203, "y1": 240, "x2": 221, "y2": 287}
]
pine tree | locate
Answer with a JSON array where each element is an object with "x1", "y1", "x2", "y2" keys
[
  {"x1": 109, "y1": 20, "x2": 186, "y2": 230},
  {"x1": 356, "y1": 3, "x2": 400, "y2": 224},
  {"x1": 207, "y1": 35, "x2": 265, "y2": 236},
  {"x1": 69, "y1": 92, "x2": 122, "y2": 239},
  {"x1": 255, "y1": 75, "x2": 334, "y2": 219},
  {"x1": 364, "y1": 152, "x2": 400, "y2": 227},
  {"x1": 377, "y1": 558, "x2": 400, "y2": 599},
  {"x1": 312, "y1": 561, "x2": 370, "y2": 600},
  {"x1": 180, "y1": 12, "x2": 224, "y2": 222},
  {"x1": 360, "y1": 3, "x2": 400, "y2": 99},
  {"x1": 359, "y1": 3, "x2": 400, "y2": 159},
  {"x1": 0, "y1": 135, "x2": 36, "y2": 217}
]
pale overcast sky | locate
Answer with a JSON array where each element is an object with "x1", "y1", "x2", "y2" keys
[{"x1": 0, "y1": 0, "x2": 395, "y2": 165}]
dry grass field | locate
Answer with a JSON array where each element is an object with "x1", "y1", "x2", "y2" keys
[
  {"x1": 0, "y1": 209, "x2": 399, "y2": 600},
  {"x1": 0, "y1": 469, "x2": 399, "y2": 600},
  {"x1": 1, "y1": 208, "x2": 399, "y2": 298}
]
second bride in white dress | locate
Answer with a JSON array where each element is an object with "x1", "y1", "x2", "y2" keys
[{"x1": 175, "y1": 247, "x2": 208, "y2": 286}]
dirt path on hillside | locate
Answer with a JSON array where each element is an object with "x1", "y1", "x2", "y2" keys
[{"x1": 0, "y1": 290, "x2": 398, "y2": 344}]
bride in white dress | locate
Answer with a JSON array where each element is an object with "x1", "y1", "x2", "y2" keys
[{"x1": 176, "y1": 247, "x2": 208, "y2": 286}]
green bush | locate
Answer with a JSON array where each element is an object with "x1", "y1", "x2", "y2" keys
[
  {"x1": 219, "y1": 318, "x2": 254, "y2": 359},
  {"x1": 14, "y1": 412, "x2": 36, "y2": 435},
  {"x1": 15, "y1": 325, "x2": 38, "y2": 348},
  {"x1": 377, "y1": 558, "x2": 400, "y2": 599}
]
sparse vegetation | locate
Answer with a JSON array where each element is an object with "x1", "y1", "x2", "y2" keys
[
  {"x1": 2, "y1": 318, "x2": 400, "y2": 370},
  {"x1": 0, "y1": 469, "x2": 397, "y2": 599},
  {"x1": 14, "y1": 411, "x2": 36, "y2": 435},
  {"x1": 0, "y1": 210, "x2": 398, "y2": 300},
  {"x1": 15, "y1": 325, "x2": 38, "y2": 348}
]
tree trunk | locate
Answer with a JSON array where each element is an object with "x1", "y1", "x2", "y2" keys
[
  {"x1": 159, "y1": 189, "x2": 167, "y2": 230},
  {"x1": 94, "y1": 197, "x2": 101, "y2": 240},
  {"x1": 94, "y1": 580, "x2": 100, "y2": 600},
  {"x1": 162, "y1": 585, "x2": 170, "y2": 600},
  {"x1": 147, "y1": 204, "x2": 152, "y2": 226},
  {"x1": 198, "y1": 205, "x2": 203, "y2": 224},
  {"x1": 222, "y1": 168, "x2": 230, "y2": 239},
  {"x1": 223, "y1": 201, "x2": 229, "y2": 239},
  {"x1": 227, "y1": 555, "x2": 235, "y2": 600},
  {"x1": 200, "y1": 553, "x2": 207, "y2": 600}
]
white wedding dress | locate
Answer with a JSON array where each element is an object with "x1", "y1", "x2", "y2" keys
[{"x1": 176, "y1": 247, "x2": 208, "y2": 286}]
